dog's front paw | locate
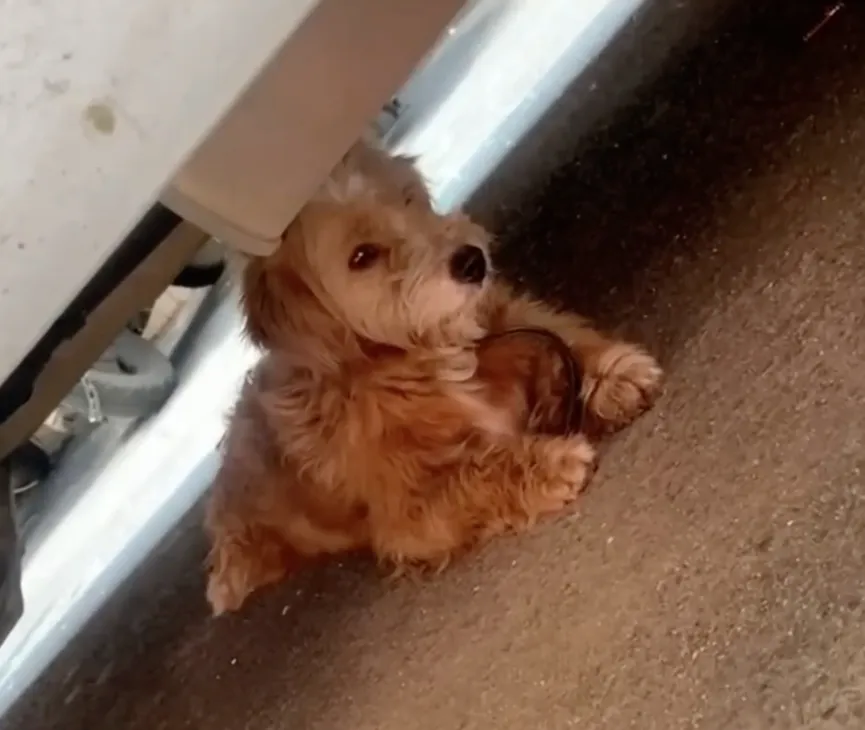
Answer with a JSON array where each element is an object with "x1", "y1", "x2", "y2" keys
[
  {"x1": 533, "y1": 435, "x2": 596, "y2": 514},
  {"x1": 587, "y1": 343, "x2": 662, "y2": 429}
]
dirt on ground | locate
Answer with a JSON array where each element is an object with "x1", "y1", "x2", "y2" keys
[{"x1": 8, "y1": 3, "x2": 865, "y2": 729}]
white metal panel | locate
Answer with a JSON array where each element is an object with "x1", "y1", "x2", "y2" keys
[
  {"x1": 163, "y1": 0, "x2": 467, "y2": 256},
  {"x1": 0, "y1": 0, "x2": 318, "y2": 388}
]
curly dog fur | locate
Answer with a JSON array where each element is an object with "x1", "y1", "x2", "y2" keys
[{"x1": 205, "y1": 141, "x2": 662, "y2": 614}]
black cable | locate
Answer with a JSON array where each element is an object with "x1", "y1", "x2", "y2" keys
[
  {"x1": 171, "y1": 261, "x2": 226, "y2": 289},
  {"x1": 478, "y1": 327, "x2": 587, "y2": 435}
]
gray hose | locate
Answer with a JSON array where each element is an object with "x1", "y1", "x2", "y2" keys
[{"x1": 64, "y1": 330, "x2": 176, "y2": 420}]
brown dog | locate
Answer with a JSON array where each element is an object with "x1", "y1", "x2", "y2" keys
[{"x1": 205, "y1": 142, "x2": 662, "y2": 614}]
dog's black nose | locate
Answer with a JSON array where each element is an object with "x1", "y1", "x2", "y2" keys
[{"x1": 449, "y1": 245, "x2": 487, "y2": 285}]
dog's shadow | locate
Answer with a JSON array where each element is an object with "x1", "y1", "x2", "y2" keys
[{"x1": 482, "y1": 0, "x2": 855, "y2": 369}]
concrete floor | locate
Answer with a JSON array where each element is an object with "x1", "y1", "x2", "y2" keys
[{"x1": 8, "y1": 3, "x2": 865, "y2": 729}]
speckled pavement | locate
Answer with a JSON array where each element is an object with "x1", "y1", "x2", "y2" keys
[{"x1": 8, "y1": 3, "x2": 865, "y2": 729}]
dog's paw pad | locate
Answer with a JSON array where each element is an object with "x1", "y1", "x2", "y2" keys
[
  {"x1": 539, "y1": 436, "x2": 596, "y2": 509},
  {"x1": 590, "y1": 345, "x2": 662, "y2": 427},
  {"x1": 549, "y1": 437, "x2": 595, "y2": 481}
]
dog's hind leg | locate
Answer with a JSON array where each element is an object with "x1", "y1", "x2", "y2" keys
[
  {"x1": 205, "y1": 521, "x2": 299, "y2": 615},
  {"x1": 205, "y1": 485, "x2": 362, "y2": 615}
]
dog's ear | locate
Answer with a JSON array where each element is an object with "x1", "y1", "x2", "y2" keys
[
  {"x1": 240, "y1": 225, "x2": 342, "y2": 351},
  {"x1": 386, "y1": 153, "x2": 433, "y2": 211},
  {"x1": 240, "y1": 256, "x2": 289, "y2": 348},
  {"x1": 242, "y1": 250, "x2": 330, "y2": 349},
  {"x1": 336, "y1": 138, "x2": 433, "y2": 211}
]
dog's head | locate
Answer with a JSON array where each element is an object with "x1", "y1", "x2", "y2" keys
[{"x1": 241, "y1": 147, "x2": 493, "y2": 355}]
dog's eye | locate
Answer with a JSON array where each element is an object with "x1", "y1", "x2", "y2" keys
[{"x1": 348, "y1": 243, "x2": 382, "y2": 271}]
